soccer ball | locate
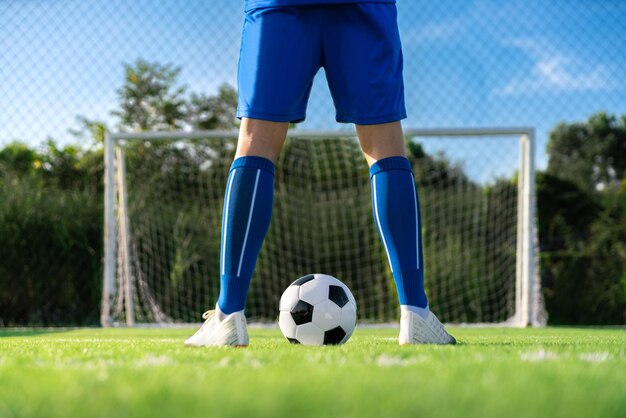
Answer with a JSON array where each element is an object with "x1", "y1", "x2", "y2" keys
[{"x1": 278, "y1": 273, "x2": 357, "y2": 345}]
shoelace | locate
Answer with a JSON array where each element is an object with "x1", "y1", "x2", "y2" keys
[{"x1": 194, "y1": 310, "x2": 217, "y2": 334}]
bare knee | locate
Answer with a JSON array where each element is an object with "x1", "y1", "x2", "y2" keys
[
  {"x1": 236, "y1": 118, "x2": 289, "y2": 163},
  {"x1": 356, "y1": 121, "x2": 406, "y2": 166}
]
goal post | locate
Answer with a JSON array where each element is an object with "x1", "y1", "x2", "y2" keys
[{"x1": 102, "y1": 128, "x2": 545, "y2": 327}]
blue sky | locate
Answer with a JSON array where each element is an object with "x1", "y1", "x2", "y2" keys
[{"x1": 1, "y1": 0, "x2": 625, "y2": 178}]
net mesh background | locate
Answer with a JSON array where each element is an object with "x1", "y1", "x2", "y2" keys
[
  {"x1": 109, "y1": 133, "x2": 524, "y2": 324},
  {"x1": 2, "y1": 1, "x2": 624, "y2": 151},
  {"x1": 1, "y1": 0, "x2": 623, "y2": 325}
]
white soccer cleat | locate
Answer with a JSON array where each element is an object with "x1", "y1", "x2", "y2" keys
[
  {"x1": 399, "y1": 310, "x2": 456, "y2": 345},
  {"x1": 184, "y1": 307, "x2": 249, "y2": 347}
]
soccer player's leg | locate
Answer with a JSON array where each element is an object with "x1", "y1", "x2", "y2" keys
[
  {"x1": 184, "y1": 120, "x2": 283, "y2": 348},
  {"x1": 186, "y1": 6, "x2": 321, "y2": 347},
  {"x1": 217, "y1": 119, "x2": 286, "y2": 317},
  {"x1": 323, "y1": 4, "x2": 455, "y2": 344},
  {"x1": 359, "y1": 124, "x2": 455, "y2": 345}
]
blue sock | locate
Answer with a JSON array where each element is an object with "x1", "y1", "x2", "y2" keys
[
  {"x1": 218, "y1": 156, "x2": 274, "y2": 314},
  {"x1": 370, "y1": 156, "x2": 428, "y2": 309}
]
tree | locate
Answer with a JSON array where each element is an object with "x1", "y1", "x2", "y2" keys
[
  {"x1": 539, "y1": 113, "x2": 626, "y2": 324},
  {"x1": 536, "y1": 172, "x2": 600, "y2": 252},
  {"x1": 0, "y1": 142, "x2": 39, "y2": 178},
  {"x1": 93, "y1": 61, "x2": 239, "y2": 133},
  {"x1": 112, "y1": 60, "x2": 187, "y2": 131},
  {"x1": 405, "y1": 140, "x2": 471, "y2": 189},
  {"x1": 69, "y1": 116, "x2": 108, "y2": 146},
  {"x1": 186, "y1": 84, "x2": 239, "y2": 130},
  {"x1": 547, "y1": 112, "x2": 626, "y2": 193}
]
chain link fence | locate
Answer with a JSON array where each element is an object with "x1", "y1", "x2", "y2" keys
[
  {"x1": 2, "y1": 1, "x2": 625, "y2": 151},
  {"x1": 1, "y1": 0, "x2": 625, "y2": 325}
]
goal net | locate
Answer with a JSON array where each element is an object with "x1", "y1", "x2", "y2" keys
[{"x1": 102, "y1": 129, "x2": 546, "y2": 327}]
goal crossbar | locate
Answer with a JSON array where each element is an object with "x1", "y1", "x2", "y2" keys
[{"x1": 109, "y1": 127, "x2": 535, "y2": 141}]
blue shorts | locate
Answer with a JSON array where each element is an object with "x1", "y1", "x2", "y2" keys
[{"x1": 236, "y1": 3, "x2": 406, "y2": 125}]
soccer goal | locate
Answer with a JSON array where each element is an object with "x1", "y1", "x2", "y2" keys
[{"x1": 102, "y1": 128, "x2": 545, "y2": 327}]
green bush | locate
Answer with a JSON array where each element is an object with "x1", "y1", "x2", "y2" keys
[
  {"x1": 0, "y1": 179, "x2": 102, "y2": 326},
  {"x1": 537, "y1": 112, "x2": 626, "y2": 325}
]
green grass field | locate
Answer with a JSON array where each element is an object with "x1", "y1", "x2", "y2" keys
[{"x1": 1, "y1": 327, "x2": 625, "y2": 418}]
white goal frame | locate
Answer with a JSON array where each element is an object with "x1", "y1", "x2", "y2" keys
[{"x1": 102, "y1": 127, "x2": 539, "y2": 327}]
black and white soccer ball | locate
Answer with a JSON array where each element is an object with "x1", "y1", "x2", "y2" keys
[{"x1": 278, "y1": 274, "x2": 357, "y2": 345}]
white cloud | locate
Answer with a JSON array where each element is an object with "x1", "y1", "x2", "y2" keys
[{"x1": 496, "y1": 38, "x2": 617, "y2": 95}]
